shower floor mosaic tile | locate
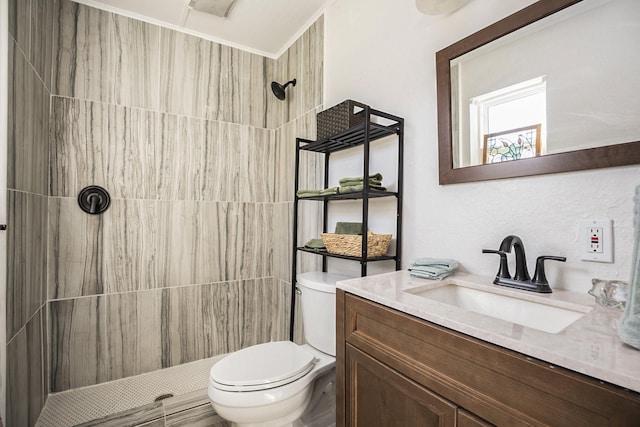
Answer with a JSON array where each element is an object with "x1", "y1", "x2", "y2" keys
[
  {"x1": 37, "y1": 354, "x2": 336, "y2": 426},
  {"x1": 37, "y1": 356, "x2": 226, "y2": 426}
]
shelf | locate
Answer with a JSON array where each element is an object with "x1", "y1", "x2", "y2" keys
[
  {"x1": 299, "y1": 121, "x2": 401, "y2": 154},
  {"x1": 290, "y1": 103, "x2": 403, "y2": 340},
  {"x1": 296, "y1": 190, "x2": 398, "y2": 201},
  {"x1": 296, "y1": 247, "x2": 397, "y2": 262}
]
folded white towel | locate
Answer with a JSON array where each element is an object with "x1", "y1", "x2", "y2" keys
[{"x1": 409, "y1": 258, "x2": 459, "y2": 280}]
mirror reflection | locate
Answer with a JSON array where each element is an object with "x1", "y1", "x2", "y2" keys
[{"x1": 451, "y1": 0, "x2": 640, "y2": 168}]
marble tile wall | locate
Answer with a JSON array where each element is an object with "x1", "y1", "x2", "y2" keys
[
  {"x1": 46, "y1": 0, "x2": 324, "y2": 393},
  {"x1": 7, "y1": 309, "x2": 47, "y2": 426},
  {"x1": 268, "y1": 18, "x2": 324, "y2": 345},
  {"x1": 273, "y1": 109, "x2": 324, "y2": 281},
  {"x1": 7, "y1": 191, "x2": 47, "y2": 337},
  {"x1": 273, "y1": 110, "x2": 324, "y2": 344},
  {"x1": 49, "y1": 161, "x2": 275, "y2": 299},
  {"x1": 52, "y1": 0, "x2": 274, "y2": 128},
  {"x1": 49, "y1": 97, "x2": 277, "y2": 203},
  {"x1": 6, "y1": 1, "x2": 55, "y2": 425},
  {"x1": 49, "y1": 279, "x2": 277, "y2": 391},
  {"x1": 267, "y1": 17, "x2": 324, "y2": 129},
  {"x1": 52, "y1": 1, "x2": 159, "y2": 110},
  {"x1": 7, "y1": 19, "x2": 49, "y2": 196}
]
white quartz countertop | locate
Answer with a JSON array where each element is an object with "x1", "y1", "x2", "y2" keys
[{"x1": 337, "y1": 270, "x2": 640, "y2": 393}]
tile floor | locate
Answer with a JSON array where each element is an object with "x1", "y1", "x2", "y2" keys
[
  {"x1": 36, "y1": 355, "x2": 336, "y2": 426},
  {"x1": 37, "y1": 356, "x2": 226, "y2": 426}
]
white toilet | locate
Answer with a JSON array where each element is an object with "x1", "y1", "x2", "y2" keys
[{"x1": 208, "y1": 271, "x2": 352, "y2": 427}]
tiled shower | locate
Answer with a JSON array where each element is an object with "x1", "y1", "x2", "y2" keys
[{"x1": 6, "y1": 0, "x2": 324, "y2": 424}]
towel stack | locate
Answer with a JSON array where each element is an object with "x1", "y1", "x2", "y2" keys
[
  {"x1": 335, "y1": 222, "x2": 364, "y2": 235},
  {"x1": 296, "y1": 187, "x2": 338, "y2": 198},
  {"x1": 409, "y1": 258, "x2": 459, "y2": 280},
  {"x1": 304, "y1": 238, "x2": 326, "y2": 252},
  {"x1": 338, "y1": 173, "x2": 386, "y2": 194},
  {"x1": 296, "y1": 173, "x2": 386, "y2": 198}
]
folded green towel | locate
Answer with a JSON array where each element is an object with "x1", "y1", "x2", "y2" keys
[
  {"x1": 297, "y1": 189, "x2": 322, "y2": 198},
  {"x1": 338, "y1": 184, "x2": 387, "y2": 194},
  {"x1": 304, "y1": 238, "x2": 326, "y2": 251},
  {"x1": 297, "y1": 186, "x2": 340, "y2": 197},
  {"x1": 335, "y1": 222, "x2": 363, "y2": 235},
  {"x1": 409, "y1": 258, "x2": 459, "y2": 280},
  {"x1": 339, "y1": 173, "x2": 383, "y2": 186},
  {"x1": 319, "y1": 186, "x2": 339, "y2": 195},
  {"x1": 339, "y1": 178, "x2": 383, "y2": 187}
]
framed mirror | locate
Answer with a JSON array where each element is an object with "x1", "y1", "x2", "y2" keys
[{"x1": 437, "y1": 0, "x2": 640, "y2": 184}]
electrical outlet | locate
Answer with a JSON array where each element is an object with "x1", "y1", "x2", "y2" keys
[
  {"x1": 589, "y1": 227, "x2": 603, "y2": 253},
  {"x1": 580, "y1": 219, "x2": 613, "y2": 263}
]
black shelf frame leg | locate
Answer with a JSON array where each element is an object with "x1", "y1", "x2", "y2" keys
[
  {"x1": 396, "y1": 118, "x2": 404, "y2": 271},
  {"x1": 290, "y1": 138, "x2": 302, "y2": 341},
  {"x1": 361, "y1": 106, "x2": 371, "y2": 276}
]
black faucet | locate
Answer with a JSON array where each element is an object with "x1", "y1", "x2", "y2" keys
[{"x1": 483, "y1": 235, "x2": 566, "y2": 293}]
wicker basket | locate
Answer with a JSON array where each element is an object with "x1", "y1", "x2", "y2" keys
[
  {"x1": 316, "y1": 100, "x2": 365, "y2": 141},
  {"x1": 321, "y1": 232, "x2": 392, "y2": 258}
]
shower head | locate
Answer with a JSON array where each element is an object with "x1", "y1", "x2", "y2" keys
[{"x1": 271, "y1": 79, "x2": 296, "y2": 100}]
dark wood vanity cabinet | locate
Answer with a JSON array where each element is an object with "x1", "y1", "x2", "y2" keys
[
  {"x1": 336, "y1": 290, "x2": 640, "y2": 426},
  {"x1": 346, "y1": 345, "x2": 457, "y2": 426}
]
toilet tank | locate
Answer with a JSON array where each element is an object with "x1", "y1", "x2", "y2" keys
[{"x1": 297, "y1": 272, "x2": 354, "y2": 357}]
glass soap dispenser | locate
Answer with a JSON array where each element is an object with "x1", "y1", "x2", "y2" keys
[{"x1": 618, "y1": 185, "x2": 640, "y2": 350}]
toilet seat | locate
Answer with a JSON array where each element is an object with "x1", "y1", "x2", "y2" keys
[{"x1": 210, "y1": 341, "x2": 317, "y2": 392}]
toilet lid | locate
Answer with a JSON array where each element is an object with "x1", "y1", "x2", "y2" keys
[{"x1": 210, "y1": 341, "x2": 317, "y2": 392}]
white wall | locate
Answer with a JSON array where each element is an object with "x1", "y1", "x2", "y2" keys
[{"x1": 324, "y1": 0, "x2": 640, "y2": 293}]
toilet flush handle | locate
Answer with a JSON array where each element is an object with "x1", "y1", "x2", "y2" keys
[{"x1": 295, "y1": 287, "x2": 302, "y2": 295}]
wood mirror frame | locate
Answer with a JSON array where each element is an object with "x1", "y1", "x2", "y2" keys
[{"x1": 436, "y1": 0, "x2": 640, "y2": 185}]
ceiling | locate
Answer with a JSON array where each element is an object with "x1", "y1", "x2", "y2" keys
[{"x1": 75, "y1": 0, "x2": 334, "y2": 58}]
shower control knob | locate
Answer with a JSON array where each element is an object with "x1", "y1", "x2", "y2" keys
[{"x1": 78, "y1": 185, "x2": 111, "y2": 215}]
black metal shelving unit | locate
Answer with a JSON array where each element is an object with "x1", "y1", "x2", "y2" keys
[{"x1": 289, "y1": 103, "x2": 404, "y2": 340}]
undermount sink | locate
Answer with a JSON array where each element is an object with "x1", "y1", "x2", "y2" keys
[{"x1": 405, "y1": 281, "x2": 592, "y2": 334}]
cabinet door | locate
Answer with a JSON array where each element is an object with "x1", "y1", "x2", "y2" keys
[
  {"x1": 457, "y1": 409, "x2": 494, "y2": 427},
  {"x1": 346, "y1": 344, "x2": 456, "y2": 427}
]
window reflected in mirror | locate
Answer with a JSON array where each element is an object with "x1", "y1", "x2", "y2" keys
[
  {"x1": 484, "y1": 124, "x2": 541, "y2": 164},
  {"x1": 454, "y1": 76, "x2": 547, "y2": 167}
]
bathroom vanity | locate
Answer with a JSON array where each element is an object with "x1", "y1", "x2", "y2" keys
[{"x1": 336, "y1": 271, "x2": 640, "y2": 426}]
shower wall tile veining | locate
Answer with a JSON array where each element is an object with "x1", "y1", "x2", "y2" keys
[
  {"x1": 7, "y1": 0, "x2": 54, "y2": 425},
  {"x1": 48, "y1": 0, "x2": 322, "y2": 391},
  {"x1": 6, "y1": 0, "x2": 323, "y2": 424}
]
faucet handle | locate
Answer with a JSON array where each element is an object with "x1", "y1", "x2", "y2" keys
[
  {"x1": 482, "y1": 249, "x2": 511, "y2": 279},
  {"x1": 532, "y1": 256, "x2": 566, "y2": 286}
]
